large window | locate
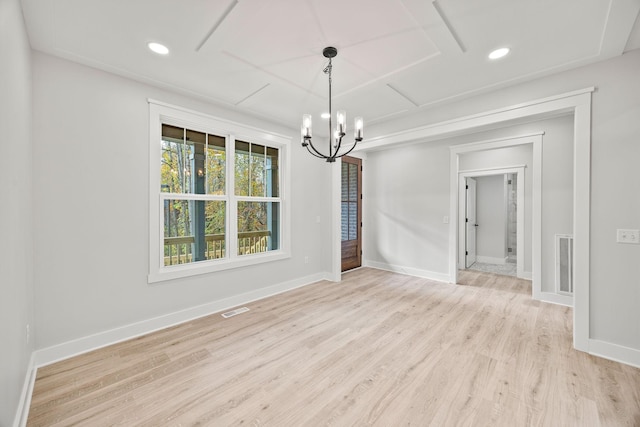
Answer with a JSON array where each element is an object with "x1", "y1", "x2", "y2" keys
[{"x1": 149, "y1": 101, "x2": 289, "y2": 282}]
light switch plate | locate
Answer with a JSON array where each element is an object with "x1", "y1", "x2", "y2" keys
[{"x1": 616, "y1": 229, "x2": 640, "y2": 244}]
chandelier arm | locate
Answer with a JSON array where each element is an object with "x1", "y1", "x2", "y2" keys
[
  {"x1": 305, "y1": 144, "x2": 328, "y2": 159},
  {"x1": 333, "y1": 138, "x2": 359, "y2": 159},
  {"x1": 305, "y1": 137, "x2": 329, "y2": 158},
  {"x1": 333, "y1": 132, "x2": 344, "y2": 156}
]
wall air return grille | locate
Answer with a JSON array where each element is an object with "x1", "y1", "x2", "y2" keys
[{"x1": 555, "y1": 234, "x2": 573, "y2": 295}]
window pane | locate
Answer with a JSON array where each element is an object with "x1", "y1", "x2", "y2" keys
[
  {"x1": 349, "y1": 163, "x2": 358, "y2": 201},
  {"x1": 206, "y1": 134, "x2": 226, "y2": 195},
  {"x1": 237, "y1": 201, "x2": 279, "y2": 255},
  {"x1": 164, "y1": 199, "x2": 226, "y2": 266},
  {"x1": 161, "y1": 125, "x2": 186, "y2": 193},
  {"x1": 341, "y1": 162, "x2": 348, "y2": 201},
  {"x1": 349, "y1": 201, "x2": 357, "y2": 240},
  {"x1": 251, "y1": 144, "x2": 266, "y2": 197},
  {"x1": 161, "y1": 125, "x2": 221, "y2": 196},
  {"x1": 235, "y1": 140, "x2": 250, "y2": 196},
  {"x1": 341, "y1": 202, "x2": 348, "y2": 241},
  {"x1": 204, "y1": 200, "x2": 226, "y2": 261},
  {"x1": 267, "y1": 147, "x2": 279, "y2": 197},
  {"x1": 185, "y1": 129, "x2": 206, "y2": 195},
  {"x1": 235, "y1": 141, "x2": 279, "y2": 197}
]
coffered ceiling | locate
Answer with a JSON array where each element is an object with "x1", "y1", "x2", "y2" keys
[{"x1": 21, "y1": 0, "x2": 640, "y2": 135}]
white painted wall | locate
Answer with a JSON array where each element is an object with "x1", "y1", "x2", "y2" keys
[
  {"x1": 474, "y1": 175, "x2": 506, "y2": 262},
  {"x1": 363, "y1": 139, "x2": 452, "y2": 281},
  {"x1": 540, "y1": 116, "x2": 574, "y2": 293},
  {"x1": 31, "y1": 53, "x2": 333, "y2": 351},
  {"x1": 365, "y1": 49, "x2": 640, "y2": 356},
  {"x1": 0, "y1": 0, "x2": 34, "y2": 424}
]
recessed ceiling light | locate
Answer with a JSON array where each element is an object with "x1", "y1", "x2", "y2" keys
[
  {"x1": 488, "y1": 47, "x2": 510, "y2": 60},
  {"x1": 148, "y1": 42, "x2": 169, "y2": 55},
  {"x1": 321, "y1": 112, "x2": 331, "y2": 119}
]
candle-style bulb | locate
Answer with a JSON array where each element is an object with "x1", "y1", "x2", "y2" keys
[
  {"x1": 302, "y1": 114, "x2": 312, "y2": 138},
  {"x1": 354, "y1": 117, "x2": 363, "y2": 140},
  {"x1": 337, "y1": 110, "x2": 346, "y2": 134}
]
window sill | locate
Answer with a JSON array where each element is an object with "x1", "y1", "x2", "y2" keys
[{"x1": 148, "y1": 250, "x2": 290, "y2": 284}]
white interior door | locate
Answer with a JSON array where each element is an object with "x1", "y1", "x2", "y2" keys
[{"x1": 465, "y1": 177, "x2": 477, "y2": 268}]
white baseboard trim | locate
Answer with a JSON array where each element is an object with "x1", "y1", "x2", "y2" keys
[
  {"x1": 475, "y1": 256, "x2": 507, "y2": 264},
  {"x1": 13, "y1": 353, "x2": 36, "y2": 427},
  {"x1": 588, "y1": 339, "x2": 640, "y2": 369},
  {"x1": 532, "y1": 289, "x2": 573, "y2": 307},
  {"x1": 520, "y1": 271, "x2": 532, "y2": 280},
  {"x1": 34, "y1": 272, "x2": 330, "y2": 368},
  {"x1": 364, "y1": 260, "x2": 450, "y2": 283}
]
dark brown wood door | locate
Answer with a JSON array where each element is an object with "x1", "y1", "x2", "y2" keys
[{"x1": 341, "y1": 156, "x2": 362, "y2": 272}]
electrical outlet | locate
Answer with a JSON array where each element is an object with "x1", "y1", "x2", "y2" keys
[
  {"x1": 616, "y1": 229, "x2": 640, "y2": 244},
  {"x1": 304, "y1": 256, "x2": 309, "y2": 264}
]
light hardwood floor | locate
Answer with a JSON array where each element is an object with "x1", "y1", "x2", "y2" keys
[{"x1": 28, "y1": 268, "x2": 640, "y2": 426}]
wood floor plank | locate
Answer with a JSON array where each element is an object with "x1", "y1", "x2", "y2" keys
[{"x1": 28, "y1": 268, "x2": 640, "y2": 426}]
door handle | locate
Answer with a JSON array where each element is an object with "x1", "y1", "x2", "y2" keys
[{"x1": 474, "y1": 223, "x2": 479, "y2": 227}]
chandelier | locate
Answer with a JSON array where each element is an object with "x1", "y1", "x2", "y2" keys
[{"x1": 301, "y1": 47, "x2": 363, "y2": 162}]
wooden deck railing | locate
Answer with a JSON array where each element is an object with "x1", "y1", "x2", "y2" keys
[
  {"x1": 164, "y1": 231, "x2": 271, "y2": 266},
  {"x1": 237, "y1": 231, "x2": 271, "y2": 256}
]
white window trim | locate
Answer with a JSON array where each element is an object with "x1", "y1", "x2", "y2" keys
[{"x1": 148, "y1": 99, "x2": 291, "y2": 283}]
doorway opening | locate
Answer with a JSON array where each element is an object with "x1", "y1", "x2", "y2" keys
[
  {"x1": 458, "y1": 165, "x2": 527, "y2": 280},
  {"x1": 341, "y1": 156, "x2": 362, "y2": 272},
  {"x1": 461, "y1": 172, "x2": 523, "y2": 278}
]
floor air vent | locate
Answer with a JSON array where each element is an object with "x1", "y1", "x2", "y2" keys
[
  {"x1": 221, "y1": 307, "x2": 250, "y2": 318},
  {"x1": 555, "y1": 234, "x2": 573, "y2": 295}
]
